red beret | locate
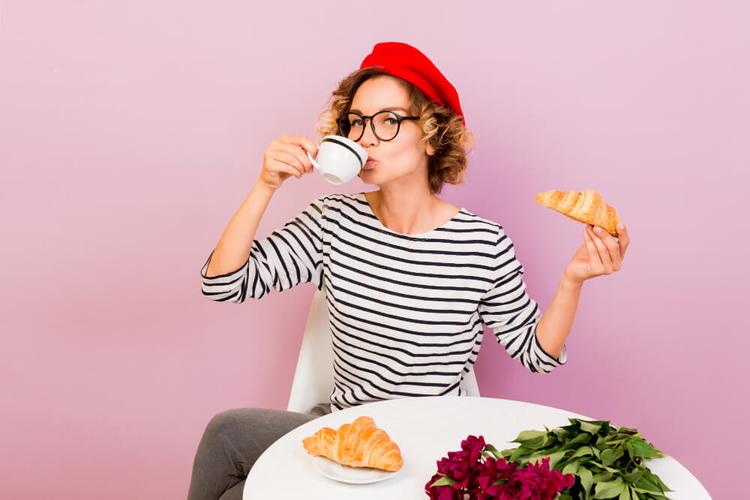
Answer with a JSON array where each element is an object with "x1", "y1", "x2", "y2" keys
[{"x1": 359, "y1": 42, "x2": 466, "y2": 126}]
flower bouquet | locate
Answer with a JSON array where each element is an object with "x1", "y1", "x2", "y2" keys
[
  {"x1": 425, "y1": 435, "x2": 575, "y2": 499},
  {"x1": 425, "y1": 419, "x2": 671, "y2": 500}
]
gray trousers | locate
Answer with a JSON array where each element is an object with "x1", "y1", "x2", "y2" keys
[{"x1": 186, "y1": 403, "x2": 332, "y2": 500}]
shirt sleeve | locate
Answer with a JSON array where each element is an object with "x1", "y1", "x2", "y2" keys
[
  {"x1": 200, "y1": 195, "x2": 327, "y2": 303},
  {"x1": 477, "y1": 226, "x2": 568, "y2": 374}
]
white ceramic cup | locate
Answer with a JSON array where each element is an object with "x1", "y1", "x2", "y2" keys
[{"x1": 306, "y1": 135, "x2": 368, "y2": 185}]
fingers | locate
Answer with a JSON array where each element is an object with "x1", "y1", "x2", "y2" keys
[
  {"x1": 583, "y1": 225, "x2": 601, "y2": 271},
  {"x1": 616, "y1": 221, "x2": 629, "y2": 258},
  {"x1": 261, "y1": 135, "x2": 320, "y2": 188},
  {"x1": 584, "y1": 225, "x2": 611, "y2": 273},
  {"x1": 273, "y1": 149, "x2": 306, "y2": 178},
  {"x1": 268, "y1": 157, "x2": 304, "y2": 179},
  {"x1": 279, "y1": 135, "x2": 319, "y2": 157},
  {"x1": 279, "y1": 136, "x2": 318, "y2": 173},
  {"x1": 588, "y1": 225, "x2": 619, "y2": 273},
  {"x1": 278, "y1": 143, "x2": 313, "y2": 174}
]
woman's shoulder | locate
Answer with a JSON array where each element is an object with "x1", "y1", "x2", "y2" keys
[
  {"x1": 312, "y1": 191, "x2": 362, "y2": 201},
  {"x1": 306, "y1": 192, "x2": 360, "y2": 210},
  {"x1": 454, "y1": 206, "x2": 506, "y2": 240},
  {"x1": 302, "y1": 192, "x2": 364, "y2": 225}
]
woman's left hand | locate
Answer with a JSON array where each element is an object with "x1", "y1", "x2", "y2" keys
[{"x1": 564, "y1": 222, "x2": 629, "y2": 284}]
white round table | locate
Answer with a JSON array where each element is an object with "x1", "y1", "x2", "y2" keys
[{"x1": 244, "y1": 396, "x2": 710, "y2": 499}]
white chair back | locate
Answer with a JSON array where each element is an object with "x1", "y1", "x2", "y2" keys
[{"x1": 287, "y1": 287, "x2": 480, "y2": 413}]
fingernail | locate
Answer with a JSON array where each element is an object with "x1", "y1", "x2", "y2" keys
[
  {"x1": 594, "y1": 226, "x2": 602, "y2": 233},
  {"x1": 617, "y1": 222, "x2": 624, "y2": 230}
]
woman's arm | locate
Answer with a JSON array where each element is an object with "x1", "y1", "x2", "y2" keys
[
  {"x1": 204, "y1": 180, "x2": 276, "y2": 277},
  {"x1": 535, "y1": 272, "x2": 583, "y2": 360},
  {"x1": 204, "y1": 134, "x2": 318, "y2": 277},
  {"x1": 536, "y1": 221, "x2": 630, "y2": 358}
]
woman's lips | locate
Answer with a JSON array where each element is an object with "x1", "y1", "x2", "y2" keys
[{"x1": 363, "y1": 159, "x2": 377, "y2": 170}]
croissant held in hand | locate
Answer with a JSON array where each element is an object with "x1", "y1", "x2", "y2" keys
[
  {"x1": 534, "y1": 188, "x2": 621, "y2": 236},
  {"x1": 302, "y1": 416, "x2": 403, "y2": 472}
]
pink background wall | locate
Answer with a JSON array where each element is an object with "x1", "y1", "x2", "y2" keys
[{"x1": 2, "y1": 1, "x2": 746, "y2": 498}]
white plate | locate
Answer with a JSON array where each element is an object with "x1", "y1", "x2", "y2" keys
[{"x1": 310, "y1": 455, "x2": 402, "y2": 484}]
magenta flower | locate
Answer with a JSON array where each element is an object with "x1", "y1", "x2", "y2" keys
[{"x1": 425, "y1": 436, "x2": 574, "y2": 500}]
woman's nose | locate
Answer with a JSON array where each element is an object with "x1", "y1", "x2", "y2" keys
[{"x1": 358, "y1": 118, "x2": 379, "y2": 146}]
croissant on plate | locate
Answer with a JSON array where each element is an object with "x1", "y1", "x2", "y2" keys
[
  {"x1": 534, "y1": 189, "x2": 621, "y2": 236},
  {"x1": 302, "y1": 416, "x2": 403, "y2": 472}
]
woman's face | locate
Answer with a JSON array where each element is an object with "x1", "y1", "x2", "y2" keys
[{"x1": 348, "y1": 75, "x2": 434, "y2": 186}]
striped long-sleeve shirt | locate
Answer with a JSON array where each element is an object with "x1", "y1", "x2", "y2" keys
[{"x1": 200, "y1": 192, "x2": 567, "y2": 411}]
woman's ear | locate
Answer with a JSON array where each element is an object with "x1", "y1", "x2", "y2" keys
[{"x1": 426, "y1": 142, "x2": 436, "y2": 156}]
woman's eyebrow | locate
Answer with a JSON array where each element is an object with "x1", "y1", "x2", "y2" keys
[{"x1": 349, "y1": 106, "x2": 410, "y2": 114}]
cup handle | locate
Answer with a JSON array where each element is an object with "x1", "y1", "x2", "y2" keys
[{"x1": 306, "y1": 151, "x2": 319, "y2": 170}]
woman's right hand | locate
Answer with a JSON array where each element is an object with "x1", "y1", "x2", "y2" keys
[{"x1": 257, "y1": 135, "x2": 319, "y2": 191}]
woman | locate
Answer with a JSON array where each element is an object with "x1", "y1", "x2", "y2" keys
[{"x1": 188, "y1": 42, "x2": 629, "y2": 500}]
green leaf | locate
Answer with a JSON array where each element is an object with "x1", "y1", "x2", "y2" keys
[
  {"x1": 589, "y1": 462, "x2": 622, "y2": 474},
  {"x1": 572, "y1": 446, "x2": 595, "y2": 458},
  {"x1": 484, "y1": 444, "x2": 499, "y2": 454},
  {"x1": 562, "y1": 461, "x2": 579, "y2": 475},
  {"x1": 594, "y1": 478, "x2": 625, "y2": 499},
  {"x1": 514, "y1": 430, "x2": 547, "y2": 443},
  {"x1": 643, "y1": 469, "x2": 673, "y2": 492},
  {"x1": 564, "y1": 433, "x2": 595, "y2": 449},
  {"x1": 593, "y1": 471, "x2": 614, "y2": 483},
  {"x1": 553, "y1": 428, "x2": 568, "y2": 438},
  {"x1": 631, "y1": 486, "x2": 663, "y2": 496},
  {"x1": 623, "y1": 469, "x2": 645, "y2": 484},
  {"x1": 544, "y1": 450, "x2": 567, "y2": 469},
  {"x1": 512, "y1": 431, "x2": 547, "y2": 449},
  {"x1": 430, "y1": 475, "x2": 455, "y2": 487},
  {"x1": 509, "y1": 445, "x2": 532, "y2": 462},
  {"x1": 624, "y1": 437, "x2": 664, "y2": 460},
  {"x1": 565, "y1": 419, "x2": 583, "y2": 431},
  {"x1": 579, "y1": 467, "x2": 594, "y2": 494},
  {"x1": 579, "y1": 420, "x2": 605, "y2": 435},
  {"x1": 634, "y1": 476, "x2": 663, "y2": 493}
]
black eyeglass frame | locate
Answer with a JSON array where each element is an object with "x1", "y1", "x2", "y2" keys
[{"x1": 337, "y1": 110, "x2": 421, "y2": 142}]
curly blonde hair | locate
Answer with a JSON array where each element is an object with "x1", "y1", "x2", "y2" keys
[{"x1": 316, "y1": 67, "x2": 475, "y2": 195}]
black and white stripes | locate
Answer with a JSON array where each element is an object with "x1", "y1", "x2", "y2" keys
[{"x1": 201, "y1": 192, "x2": 567, "y2": 410}]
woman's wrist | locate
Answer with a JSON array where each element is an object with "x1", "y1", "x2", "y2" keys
[
  {"x1": 562, "y1": 269, "x2": 584, "y2": 288},
  {"x1": 252, "y1": 178, "x2": 278, "y2": 197}
]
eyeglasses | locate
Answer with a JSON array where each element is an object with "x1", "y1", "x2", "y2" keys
[{"x1": 337, "y1": 110, "x2": 420, "y2": 142}]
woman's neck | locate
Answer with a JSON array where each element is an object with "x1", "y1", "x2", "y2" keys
[{"x1": 364, "y1": 188, "x2": 457, "y2": 236}]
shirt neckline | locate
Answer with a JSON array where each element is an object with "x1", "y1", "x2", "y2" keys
[{"x1": 357, "y1": 191, "x2": 466, "y2": 239}]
